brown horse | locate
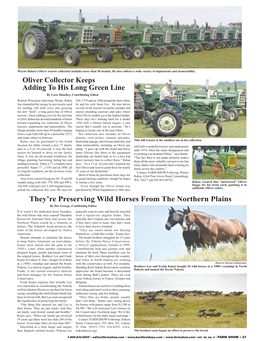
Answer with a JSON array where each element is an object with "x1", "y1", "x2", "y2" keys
[{"x1": 182, "y1": 207, "x2": 247, "y2": 248}]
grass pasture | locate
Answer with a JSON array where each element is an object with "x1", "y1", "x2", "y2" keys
[
  {"x1": 171, "y1": 239, "x2": 247, "y2": 262},
  {"x1": 18, "y1": 42, "x2": 242, "y2": 69},
  {"x1": 134, "y1": 114, "x2": 246, "y2": 139},
  {"x1": 192, "y1": 153, "x2": 247, "y2": 180},
  {"x1": 134, "y1": 293, "x2": 247, "y2": 328}
]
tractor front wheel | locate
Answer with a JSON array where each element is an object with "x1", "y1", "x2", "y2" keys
[
  {"x1": 22, "y1": 28, "x2": 47, "y2": 59},
  {"x1": 160, "y1": 45, "x2": 168, "y2": 57},
  {"x1": 122, "y1": 47, "x2": 133, "y2": 60},
  {"x1": 141, "y1": 111, "x2": 153, "y2": 125},
  {"x1": 211, "y1": 161, "x2": 225, "y2": 179},
  {"x1": 64, "y1": 49, "x2": 80, "y2": 66},
  {"x1": 106, "y1": 48, "x2": 114, "y2": 62},
  {"x1": 177, "y1": 43, "x2": 186, "y2": 53},
  {"x1": 215, "y1": 41, "x2": 223, "y2": 49},
  {"x1": 151, "y1": 47, "x2": 162, "y2": 57},
  {"x1": 222, "y1": 110, "x2": 230, "y2": 121},
  {"x1": 152, "y1": 108, "x2": 183, "y2": 136},
  {"x1": 194, "y1": 43, "x2": 203, "y2": 52},
  {"x1": 171, "y1": 45, "x2": 181, "y2": 55},
  {"x1": 95, "y1": 48, "x2": 109, "y2": 63},
  {"x1": 186, "y1": 43, "x2": 195, "y2": 52},
  {"x1": 229, "y1": 108, "x2": 239, "y2": 121},
  {"x1": 133, "y1": 46, "x2": 145, "y2": 59},
  {"x1": 206, "y1": 121, "x2": 222, "y2": 137},
  {"x1": 204, "y1": 43, "x2": 212, "y2": 51}
]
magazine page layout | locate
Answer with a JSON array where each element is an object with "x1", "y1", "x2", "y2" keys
[{"x1": 1, "y1": 2, "x2": 262, "y2": 341}]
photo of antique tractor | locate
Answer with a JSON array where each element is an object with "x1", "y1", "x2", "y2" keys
[
  {"x1": 21, "y1": 10, "x2": 242, "y2": 66},
  {"x1": 134, "y1": 86, "x2": 224, "y2": 137}
]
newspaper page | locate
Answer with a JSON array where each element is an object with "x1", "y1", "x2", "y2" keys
[{"x1": 1, "y1": 2, "x2": 262, "y2": 341}]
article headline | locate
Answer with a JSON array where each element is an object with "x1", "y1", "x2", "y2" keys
[
  {"x1": 22, "y1": 77, "x2": 125, "y2": 92},
  {"x1": 29, "y1": 195, "x2": 232, "y2": 204}
]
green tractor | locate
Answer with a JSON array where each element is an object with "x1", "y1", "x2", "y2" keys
[
  {"x1": 185, "y1": 81, "x2": 246, "y2": 120},
  {"x1": 22, "y1": 10, "x2": 131, "y2": 66}
]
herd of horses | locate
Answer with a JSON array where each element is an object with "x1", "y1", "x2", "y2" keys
[
  {"x1": 136, "y1": 291, "x2": 246, "y2": 319},
  {"x1": 165, "y1": 206, "x2": 247, "y2": 254}
]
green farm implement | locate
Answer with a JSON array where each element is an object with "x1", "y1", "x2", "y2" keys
[{"x1": 202, "y1": 151, "x2": 246, "y2": 179}]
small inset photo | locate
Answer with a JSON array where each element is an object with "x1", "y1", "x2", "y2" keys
[
  {"x1": 134, "y1": 80, "x2": 246, "y2": 139},
  {"x1": 192, "y1": 146, "x2": 247, "y2": 179}
]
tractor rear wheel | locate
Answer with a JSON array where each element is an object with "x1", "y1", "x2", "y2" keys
[
  {"x1": 206, "y1": 121, "x2": 222, "y2": 137},
  {"x1": 122, "y1": 47, "x2": 133, "y2": 60},
  {"x1": 95, "y1": 48, "x2": 109, "y2": 63},
  {"x1": 194, "y1": 43, "x2": 202, "y2": 52},
  {"x1": 171, "y1": 45, "x2": 181, "y2": 55},
  {"x1": 221, "y1": 41, "x2": 226, "y2": 48},
  {"x1": 141, "y1": 111, "x2": 153, "y2": 125},
  {"x1": 64, "y1": 49, "x2": 80, "y2": 66},
  {"x1": 22, "y1": 28, "x2": 47, "y2": 59},
  {"x1": 211, "y1": 161, "x2": 225, "y2": 179},
  {"x1": 222, "y1": 110, "x2": 230, "y2": 121},
  {"x1": 186, "y1": 43, "x2": 195, "y2": 52},
  {"x1": 134, "y1": 94, "x2": 145, "y2": 119},
  {"x1": 151, "y1": 47, "x2": 162, "y2": 57},
  {"x1": 152, "y1": 108, "x2": 183, "y2": 136},
  {"x1": 229, "y1": 108, "x2": 239, "y2": 121},
  {"x1": 133, "y1": 46, "x2": 145, "y2": 59},
  {"x1": 160, "y1": 45, "x2": 168, "y2": 57}
]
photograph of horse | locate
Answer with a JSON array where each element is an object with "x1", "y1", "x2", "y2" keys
[{"x1": 134, "y1": 205, "x2": 247, "y2": 261}]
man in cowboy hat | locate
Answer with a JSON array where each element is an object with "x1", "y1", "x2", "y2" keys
[{"x1": 160, "y1": 81, "x2": 183, "y2": 113}]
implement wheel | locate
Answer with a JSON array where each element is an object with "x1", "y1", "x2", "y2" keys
[
  {"x1": 151, "y1": 46, "x2": 162, "y2": 57},
  {"x1": 122, "y1": 47, "x2": 133, "y2": 60},
  {"x1": 211, "y1": 161, "x2": 225, "y2": 179},
  {"x1": 64, "y1": 49, "x2": 80, "y2": 66},
  {"x1": 229, "y1": 160, "x2": 243, "y2": 175},
  {"x1": 206, "y1": 121, "x2": 222, "y2": 137},
  {"x1": 22, "y1": 28, "x2": 47, "y2": 59},
  {"x1": 229, "y1": 108, "x2": 239, "y2": 121},
  {"x1": 133, "y1": 46, "x2": 145, "y2": 59},
  {"x1": 152, "y1": 108, "x2": 183, "y2": 136},
  {"x1": 141, "y1": 111, "x2": 153, "y2": 125}
]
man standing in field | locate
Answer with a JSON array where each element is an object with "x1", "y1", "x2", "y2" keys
[
  {"x1": 160, "y1": 81, "x2": 183, "y2": 113},
  {"x1": 193, "y1": 147, "x2": 208, "y2": 175}
]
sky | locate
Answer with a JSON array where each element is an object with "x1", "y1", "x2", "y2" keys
[
  {"x1": 134, "y1": 273, "x2": 247, "y2": 294},
  {"x1": 134, "y1": 205, "x2": 247, "y2": 261},
  {"x1": 18, "y1": 6, "x2": 242, "y2": 27}
]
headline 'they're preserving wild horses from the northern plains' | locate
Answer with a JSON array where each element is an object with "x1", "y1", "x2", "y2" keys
[{"x1": 182, "y1": 207, "x2": 247, "y2": 248}]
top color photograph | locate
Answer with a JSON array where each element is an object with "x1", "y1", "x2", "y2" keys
[{"x1": 18, "y1": 6, "x2": 242, "y2": 69}]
